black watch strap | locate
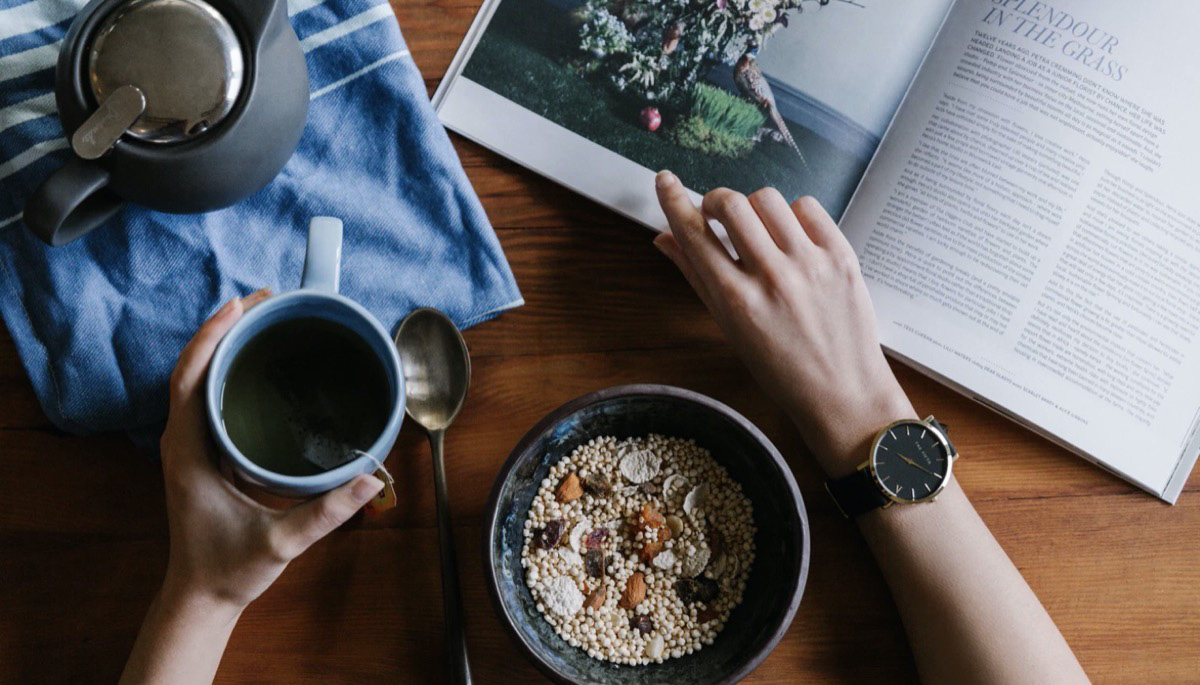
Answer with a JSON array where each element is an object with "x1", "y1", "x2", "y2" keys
[{"x1": 825, "y1": 468, "x2": 890, "y2": 518}]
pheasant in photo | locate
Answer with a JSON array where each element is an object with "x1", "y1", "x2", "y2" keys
[{"x1": 734, "y1": 44, "x2": 808, "y2": 168}]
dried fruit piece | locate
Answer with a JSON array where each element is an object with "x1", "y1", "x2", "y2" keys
[
  {"x1": 675, "y1": 578, "x2": 701, "y2": 604},
  {"x1": 696, "y1": 607, "x2": 720, "y2": 623},
  {"x1": 583, "y1": 587, "x2": 606, "y2": 610},
  {"x1": 585, "y1": 548, "x2": 606, "y2": 578},
  {"x1": 537, "y1": 519, "x2": 566, "y2": 549},
  {"x1": 665, "y1": 514, "x2": 684, "y2": 537},
  {"x1": 695, "y1": 576, "x2": 720, "y2": 603},
  {"x1": 630, "y1": 614, "x2": 655, "y2": 635},
  {"x1": 582, "y1": 472, "x2": 612, "y2": 496},
  {"x1": 707, "y1": 528, "x2": 725, "y2": 559},
  {"x1": 640, "y1": 540, "x2": 664, "y2": 563},
  {"x1": 638, "y1": 502, "x2": 666, "y2": 530},
  {"x1": 639, "y1": 482, "x2": 659, "y2": 495},
  {"x1": 619, "y1": 449, "x2": 662, "y2": 483},
  {"x1": 556, "y1": 472, "x2": 583, "y2": 502},
  {"x1": 584, "y1": 527, "x2": 610, "y2": 549},
  {"x1": 619, "y1": 572, "x2": 647, "y2": 609},
  {"x1": 568, "y1": 520, "x2": 591, "y2": 552},
  {"x1": 675, "y1": 577, "x2": 719, "y2": 605},
  {"x1": 657, "y1": 526, "x2": 672, "y2": 543}
]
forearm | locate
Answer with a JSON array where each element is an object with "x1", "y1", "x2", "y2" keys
[
  {"x1": 860, "y1": 481, "x2": 1087, "y2": 683},
  {"x1": 120, "y1": 578, "x2": 243, "y2": 685},
  {"x1": 792, "y1": 385, "x2": 1087, "y2": 684}
]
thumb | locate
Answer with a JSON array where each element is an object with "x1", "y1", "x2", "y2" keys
[{"x1": 277, "y1": 474, "x2": 383, "y2": 556}]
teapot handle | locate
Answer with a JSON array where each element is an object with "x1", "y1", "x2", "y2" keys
[
  {"x1": 223, "y1": 0, "x2": 288, "y2": 42},
  {"x1": 23, "y1": 158, "x2": 124, "y2": 246}
]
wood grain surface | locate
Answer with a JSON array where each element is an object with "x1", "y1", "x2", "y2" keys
[{"x1": 1, "y1": 2, "x2": 1198, "y2": 682}]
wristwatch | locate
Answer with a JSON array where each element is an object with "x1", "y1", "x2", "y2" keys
[{"x1": 825, "y1": 416, "x2": 958, "y2": 518}]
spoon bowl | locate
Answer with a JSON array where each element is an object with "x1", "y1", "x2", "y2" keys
[{"x1": 396, "y1": 308, "x2": 471, "y2": 431}]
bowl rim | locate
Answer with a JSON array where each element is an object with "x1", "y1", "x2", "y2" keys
[{"x1": 481, "y1": 384, "x2": 811, "y2": 685}]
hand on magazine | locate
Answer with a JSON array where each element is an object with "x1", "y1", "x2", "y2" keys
[{"x1": 653, "y1": 171, "x2": 915, "y2": 475}]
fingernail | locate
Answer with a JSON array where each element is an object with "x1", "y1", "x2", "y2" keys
[
  {"x1": 217, "y1": 297, "x2": 239, "y2": 317},
  {"x1": 245, "y1": 287, "x2": 272, "y2": 302},
  {"x1": 352, "y1": 474, "x2": 384, "y2": 502},
  {"x1": 655, "y1": 170, "x2": 676, "y2": 189}
]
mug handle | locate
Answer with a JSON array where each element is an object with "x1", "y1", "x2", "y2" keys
[
  {"x1": 301, "y1": 216, "x2": 343, "y2": 293},
  {"x1": 23, "y1": 157, "x2": 124, "y2": 247}
]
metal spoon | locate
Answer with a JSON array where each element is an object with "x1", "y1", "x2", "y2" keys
[{"x1": 395, "y1": 308, "x2": 473, "y2": 685}]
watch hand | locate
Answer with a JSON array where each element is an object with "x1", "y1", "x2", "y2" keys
[{"x1": 898, "y1": 453, "x2": 939, "y2": 478}]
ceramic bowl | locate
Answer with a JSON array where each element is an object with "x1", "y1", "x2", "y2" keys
[{"x1": 482, "y1": 385, "x2": 810, "y2": 684}]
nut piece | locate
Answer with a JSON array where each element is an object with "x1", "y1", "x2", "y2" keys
[
  {"x1": 683, "y1": 484, "x2": 709, "y2": 517},
  {"x1": 619, "y1": 571, "x2": 647, "y2": 609},
  {"x1": 665, "y1": 514, "x2": 684, "y2": 537},
  {"x1": 646, "y1": 633, "x2": 665, "y2": 659},
  {"x1": 556, "y1": 472, "x2": 583, "y2": 502},
  {"x1": 663, "y1": 474, "x2": 691, "y2": 502},
  {"x1": 568, "y1": 520, "x2": 591, "y2": 552},
  {"x1": 583, "y1": 587, "x2": 606, "y2": 610}
]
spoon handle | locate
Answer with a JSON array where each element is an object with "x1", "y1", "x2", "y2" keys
[{"x1": 430, "y1": 429, "x2": 472, "y2": 685}]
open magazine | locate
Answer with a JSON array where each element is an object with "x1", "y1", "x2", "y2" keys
[{"x1": 435, "y1": 0, "x2": 1200, "y2": 502}]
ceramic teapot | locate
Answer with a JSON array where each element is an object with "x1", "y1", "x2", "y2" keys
[{"x1": 23, "y1": 0, "x2": 309, "y2": 246}]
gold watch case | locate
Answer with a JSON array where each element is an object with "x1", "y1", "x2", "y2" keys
[{"x1": 859, "y1": 416, "x2": 958, "y2": 508}]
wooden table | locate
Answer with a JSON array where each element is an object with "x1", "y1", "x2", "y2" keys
[{"x1": 2, "y1": 3, "x2": 1198, "y2": 682}]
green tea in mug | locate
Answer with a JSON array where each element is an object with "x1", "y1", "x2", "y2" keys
[{"x1": 220, "y1": 317, "x2": 391, "y2": 475}]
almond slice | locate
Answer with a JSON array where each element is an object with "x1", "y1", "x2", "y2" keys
[
  {"x1": 556, "y1": 472, "x2": 583, "y2": 502},
  {"x1": 618, "y1": 572, "x2": 647, "y2": 609}
]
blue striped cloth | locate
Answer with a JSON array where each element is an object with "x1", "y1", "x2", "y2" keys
[{"x1": 0, "y1": 0, "x2": 522, "y2": 439}]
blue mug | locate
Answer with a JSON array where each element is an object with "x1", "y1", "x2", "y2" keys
[{"x1": 205, "y1": 217, "x2": 405, "y2": 497}]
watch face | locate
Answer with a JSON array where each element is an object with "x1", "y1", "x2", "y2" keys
[{"x1": 871, "y1": 421, "x2": 951, "y2": 503}]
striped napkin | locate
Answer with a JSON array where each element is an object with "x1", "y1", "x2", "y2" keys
[{"x1": 0, "y1": 0, "x2": 522, "y2": 438}]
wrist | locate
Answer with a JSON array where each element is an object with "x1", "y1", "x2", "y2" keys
[
  {"x1": 793, "y1": 380, "x2": 916, "y2": 478},
  {"x1": 159, "y1": 571, "x2": 248, "y2": 624}
]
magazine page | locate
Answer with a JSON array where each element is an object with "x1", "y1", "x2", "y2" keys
[
  {"x1": 436, "y1": 0, "x2": 953, "y2": 230},
  {"x1": 840, "y1": 0, "x2": 1200, "y2": 501}
]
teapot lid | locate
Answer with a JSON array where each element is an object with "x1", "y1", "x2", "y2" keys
[{"x1": 87, "y1": 0, "x2": 245, "y2": 144}]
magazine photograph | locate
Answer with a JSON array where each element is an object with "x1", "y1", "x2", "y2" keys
[{"x1": 437, "y1": 0, "x2": 951, "y2": 224}]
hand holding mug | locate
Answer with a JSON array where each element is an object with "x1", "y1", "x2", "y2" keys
[{"x1": 159, "y1": 288, "x2": 383, "y2": 612}]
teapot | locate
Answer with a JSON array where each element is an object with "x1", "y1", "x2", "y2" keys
[{"x1": 23, "y1": 0, "x2": 309, "y2": 246}]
